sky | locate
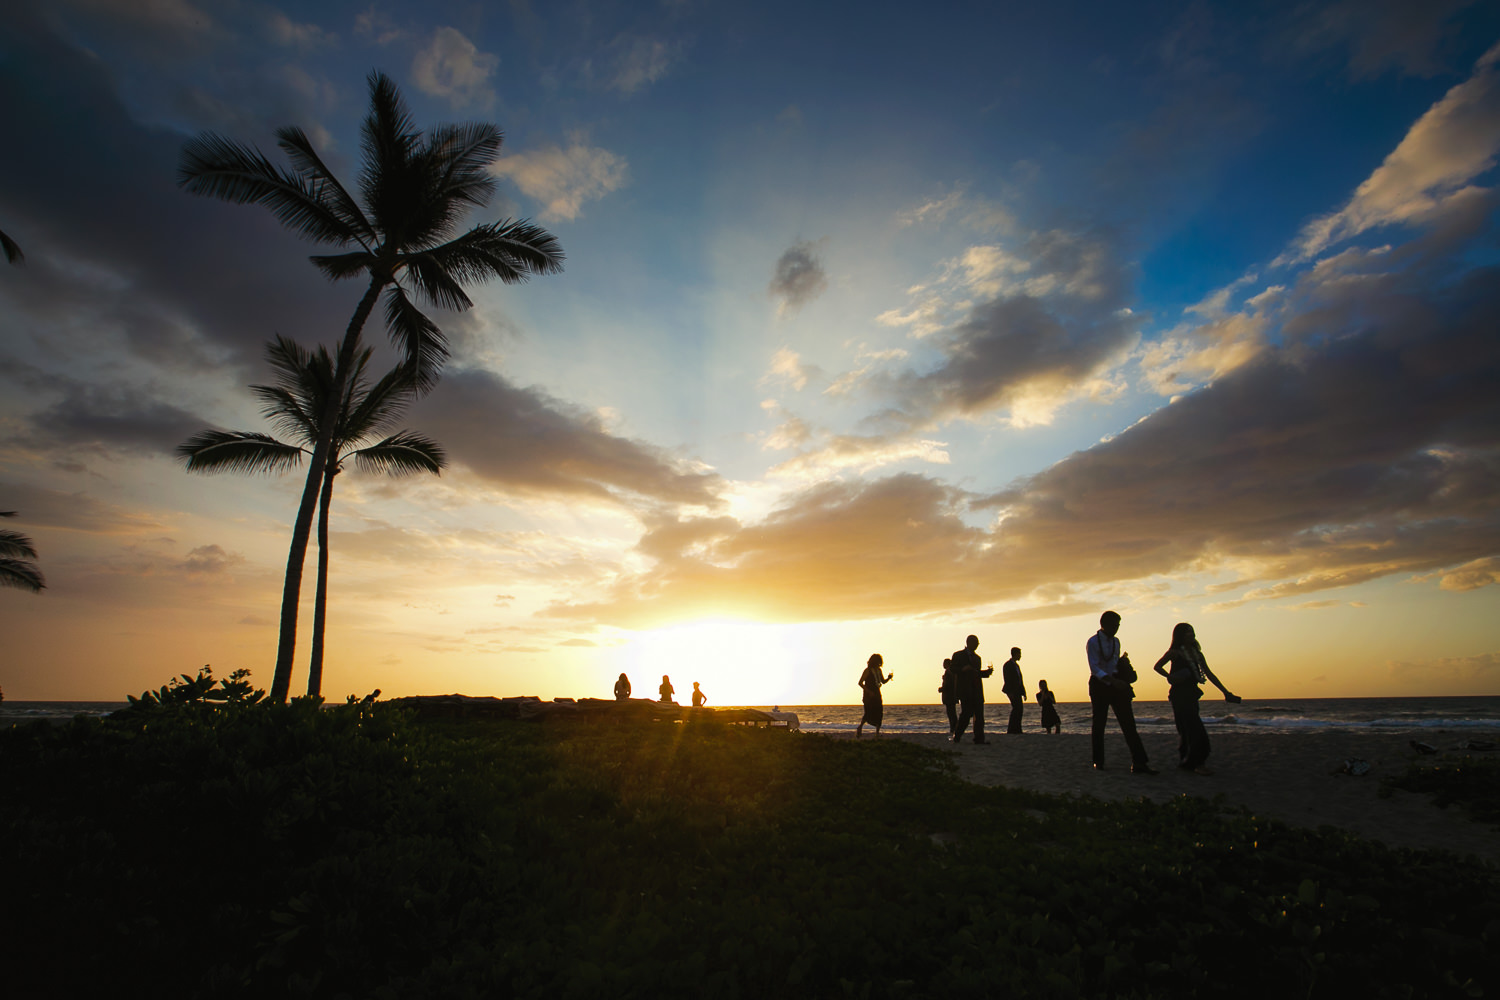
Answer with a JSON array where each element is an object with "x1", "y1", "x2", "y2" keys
[{"x1": 2, "y1": 0, "x2": 1499, "y2": 705}]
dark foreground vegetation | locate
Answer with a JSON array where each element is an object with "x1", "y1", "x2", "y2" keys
[
  {"x1": 2, "y1": 674, "x2": 1497, "y2": 999},
  {"x1": 1387, "y1": 755, "x2": 1500, "y2": 828}
]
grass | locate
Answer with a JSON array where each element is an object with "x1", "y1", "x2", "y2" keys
[
  {"x1": 1, "y1": 679, "x2": 1497, "y2": 998},
  {"x1": 1385, "y1": 753, "x2": 1500, "y2": 827}
]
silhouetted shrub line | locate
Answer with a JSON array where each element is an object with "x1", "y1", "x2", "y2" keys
[{"x1": 1, "y1": 673, "x2": 1496, "y2": 997}]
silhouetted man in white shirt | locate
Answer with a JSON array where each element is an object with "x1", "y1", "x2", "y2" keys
[{"x1": 1086, "y1": 611, "x2": 1155, "y2": 773}]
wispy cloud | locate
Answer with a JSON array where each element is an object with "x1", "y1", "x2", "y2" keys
[
  {"x1": 411, "y1": 26, "x2": 498, "y2": 109},
  {"x1": 1279, "y1": 41, "x2": 1500, "y2": 264},
  {"x1": 606, "y1": 34, "x2": 681, "y2": 95},
  {"x1": 491, "y1": 135, "x2": 629, "y2": 221}
]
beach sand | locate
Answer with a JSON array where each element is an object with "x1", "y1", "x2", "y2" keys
[{"x1": 876, "y1": 730, "x2": 1499, "y2": 864}]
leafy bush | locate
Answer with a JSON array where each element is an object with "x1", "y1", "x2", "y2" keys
[{"x1": 2, "y1": 687, "x2": 1497, "y2": 998}]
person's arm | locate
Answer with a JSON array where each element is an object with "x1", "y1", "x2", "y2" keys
[
  {"x1": 884, "y1": 671, "x2": 894, "y2": 684},
  {"x1": 1153, "y1": 648, "x2": 1172, "y2": 678},
  {"x1": 1202, "y1": 658, "x2": 1239, "y2": 702},
  {"x1": 1087, "y1": 635, "x2": 1109, "y2": 679}
]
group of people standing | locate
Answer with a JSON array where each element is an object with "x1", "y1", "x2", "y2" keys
[{"x1": 858, "y1": 612, "x2": 1241, "y2": 774}]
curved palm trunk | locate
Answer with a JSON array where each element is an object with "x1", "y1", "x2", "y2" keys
[
  {"x1": 270, "y1": 275, "x2": 385, "y2": 702},
  {"x1": 306, "y1": 463, "x2": 338, "y2": 699}
]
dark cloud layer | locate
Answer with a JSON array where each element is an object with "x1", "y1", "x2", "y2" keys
[{"x1": 412, "y1": 368, "x2": 724, "y2": 509}]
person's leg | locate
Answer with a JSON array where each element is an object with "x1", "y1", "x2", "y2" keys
[
  {"x1": 973, "y1": 700, "x2": 987, "y2": 742},
  {"x1": 1111, "y1": 688, "x2": 1150, "y2": 769},
  {"x1": 954, "y1": 698, "x2": 973, "y2": 741},
  {"x1": 1170, "y1": 694, "x2": 1191, "y2": 767},
  {"x1": 1183, "y1": 695, "x2": 1209, "y2": 769},
  {"x1": 1089, "y1": 681, "x2": 1108, "y2": 766},
  {"x1": 945, "y1": 697, "x2": 959, "y2": 736},
  {"x1": 1008, "y1": 694, "x2": 1023, "y2": 734}
]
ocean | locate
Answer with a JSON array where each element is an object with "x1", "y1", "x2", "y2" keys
[{"x1": 4, "y1": 696, "x2": 1499, "y2": 735}]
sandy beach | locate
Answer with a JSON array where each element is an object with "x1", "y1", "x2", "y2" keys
[{"x1": 877, "y1": 729, "x2": 1499, "y2": 863}]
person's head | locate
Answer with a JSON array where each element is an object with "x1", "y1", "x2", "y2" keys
[
  {"x1": 1171, "y1": 622, "x2": 1197, "y2": 647},
  {"x1": 966, "y1": 634, "x2": 979, "y2": 651},
  {"x1": 1011, "y1": 647, "x2": 1021, "y2": 659},
  {"x1": 1038, "y1": 679, "x2": 1049, "y2": 691},
  {"x1": 662, "y1": 674, "x2": 670, "y2": 683},
  {"x1": 693, "y1": 681, "x2": 701, "y2": 690},
  {"x1": 868, "y1": 653, "x2": 883, "y2": 668},
  {"x1": 618, "y1": 672, "x2": 628, "y2": 681},
  {"x1": 1100, "y1": 611, "x2": 1121, "y2": 636},
  {"x1": 943, "y1": 657, "x2": 951, "y2": 668}
]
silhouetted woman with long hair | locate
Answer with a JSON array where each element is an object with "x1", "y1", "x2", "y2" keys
[
  {"x1": 856, "y1": 653, "x2": 894, "y2": 739},
  {"x1": 614, "y1": 673, "x2": 631, "y2": 701},
  {"x1": 1152, "y1": 623, "x2": 1239, "y2": 774}
]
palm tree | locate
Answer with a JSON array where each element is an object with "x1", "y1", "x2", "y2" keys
[
  {"x1": 179, "y1": 71, "x2": 563, "y2": 701},
  {"x1": 179, "y1": 335, "x2": 446, "y2": 698},
  {"x1": 1, "y1": 511, "x2": 45, "y2": 592}
]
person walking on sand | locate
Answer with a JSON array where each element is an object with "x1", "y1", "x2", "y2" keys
[
  {"x1": 939, "y1": 657, "x2": 960, "y2": 737},
  {"x1": 614, "y1": 672, "x2": 632, "y2": 701},
  {"x1": 951, "y1": 635, "x2": 992, "y2": 744},
  {"x1": 856, "y1": 653, "x2": 893, "y2": 738},
  {"x1": 1152, "y1": 623, "x2": 1240, "y2": 775},
  {"x1": 1037, "y1": 679, "x2": 1061, "y2": 733},
  {"x1": 1086, "y1": 611, "x2": 1155, "y2": 774},
  {"x1": 691, "y1": 681, "x2": 707, "y2": 708},
  {"x1": 659, "y1": 675, "x2": 675, "y2": 704},
  {"x1": 1001, "y1": 647, "x2": 1026, "y2": 735}
]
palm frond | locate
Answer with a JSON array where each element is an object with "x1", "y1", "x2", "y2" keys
[
  {"x1": 0, "y1": 558, "x2": 45, "y2": 592},
  {"x1": 179, "y1": 133, "x2": 363, "y2": 247},
  {"x1": 382, "y1": 284, "x2": 448, "y2": 390},
  {"x1": 1, "y1": 227, "x2": 23, "y2": 265},
  {"x1": 275, "y1": 126, "x2": 376, "y2": 246},
  {"x1": 425, "y1": 122, "x2": 502, "y2": 207},
  {"x1": 359, "y1": 71, "x2": 421, "y2": 231},
  {"x1": 310, "y1": 251, "x2": 376, "y2": 281},
  {"x1": 340, "y1": 362, "x2": 421, "y2": 442},
  {"x1": 350, "y1": 431, "x2": 447, "y2": 476},
  {"x1": 403, "y1": 254, "x2": 473, "y2": 311},
  {"x1": 177, "y1": 430, "x2": 307, "y2": 474},
  {"x1": 0, "y1": 528, "x2": 39, "y2": 561}
]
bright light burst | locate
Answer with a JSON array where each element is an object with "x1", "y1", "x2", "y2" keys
[{"x1": 617, "y1": 619, "x2": 817, "y2": 707}]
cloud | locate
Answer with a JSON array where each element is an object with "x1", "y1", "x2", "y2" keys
[
  {"x1": 607, "y1": 35, "x2": 680, "y2": 95},
  {"x1": 768, "y1": 240, "x2": 829, "y2": 316},
  {"x1": 410, "y1": 367, "x2": 724, "y2": 509},
  {"x1": 5, "y1": 368, "x2": 206, "y2": 457},
  {"x1": 1387, "y1": 650, "x2": 1500, "y2": 683},
  {"x1": 491, "y1": 137, "x2": 629, "y2": 221},
  {"x1": 354, "y1": 7, "x2": 403, "y2": 46},
  {"x1": 0, "y1": 481, "x2": 163, "y2": 535},
  {"x1": 1280, "y1": 42, "x2": 1500, "y2": 263},
  {"x1": 760, "y1": 348, "x2": 814, "y2": 392},
  {"x1": 179, "y1": 543, "x2": 243, "y2": 575},
  {"x1": 267, "y1": 11, "x2": 333, "y2": 49},
  {"x1": 548, "y1": 474, "x2": 989, "y2": 627},
  {"x1": 1289, "y1": 0, "x2": 1482, "y2": 80},
  {"x1": 860, "y1": 227, "x2": 1137, "y2": 431},
  {"x1": 411, "y1": 27, "x2": 498, "y2": 109}
]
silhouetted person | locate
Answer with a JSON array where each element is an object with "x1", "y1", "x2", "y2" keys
[
  {"x1": 856, "y1": 653, "x2": 893, "y2": 738},
  {"x1": 659, "y1": 675, "x2": 675, "y2": 704},
  {"x1": 691, "y1": 681, "x2": 707, "y2": 708},
  {"x1": 951, "y1": 635, "x2": 992, "y2": 744},
  {"x1": 939, "y1": 657, "x2": 959, "y2": 736},
  {"x1": 1087, "y1": 611, "x2": 1154, "y2": 773},
  {"x1": 614, "y1": 672, "x2": 632, "y2": 701},
  {"x1": 360, "y1": 688, "x2": 381, "y2": 706},
  {"x1": 1001, "y1": 647, "x2": 1025, "y2": 734},
  {"x1": 1037, "y1": 679, "x2": 1060, "y2": 733},
  {"x1": 1152, "y1": 623, "x2": 1239, "y2": 775}
]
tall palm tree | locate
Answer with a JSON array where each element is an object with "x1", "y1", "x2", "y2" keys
[
  {"x1": 1, "y1": 511, "x2": 45, "y2": 592},
  {"x1": 179, "y1": 335, "x2": 446, "y2": 698},
  {"x1": 179, "y1": 70, "x2": 563, "y2": 701}
]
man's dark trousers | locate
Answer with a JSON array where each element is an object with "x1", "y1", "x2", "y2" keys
[
  {"x1": 1006, "y1": 694, "x2": 1024, "y2": 734},
  {"x1": 1089, "y1": 677, "x2": 1148, "y2": 767}
]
